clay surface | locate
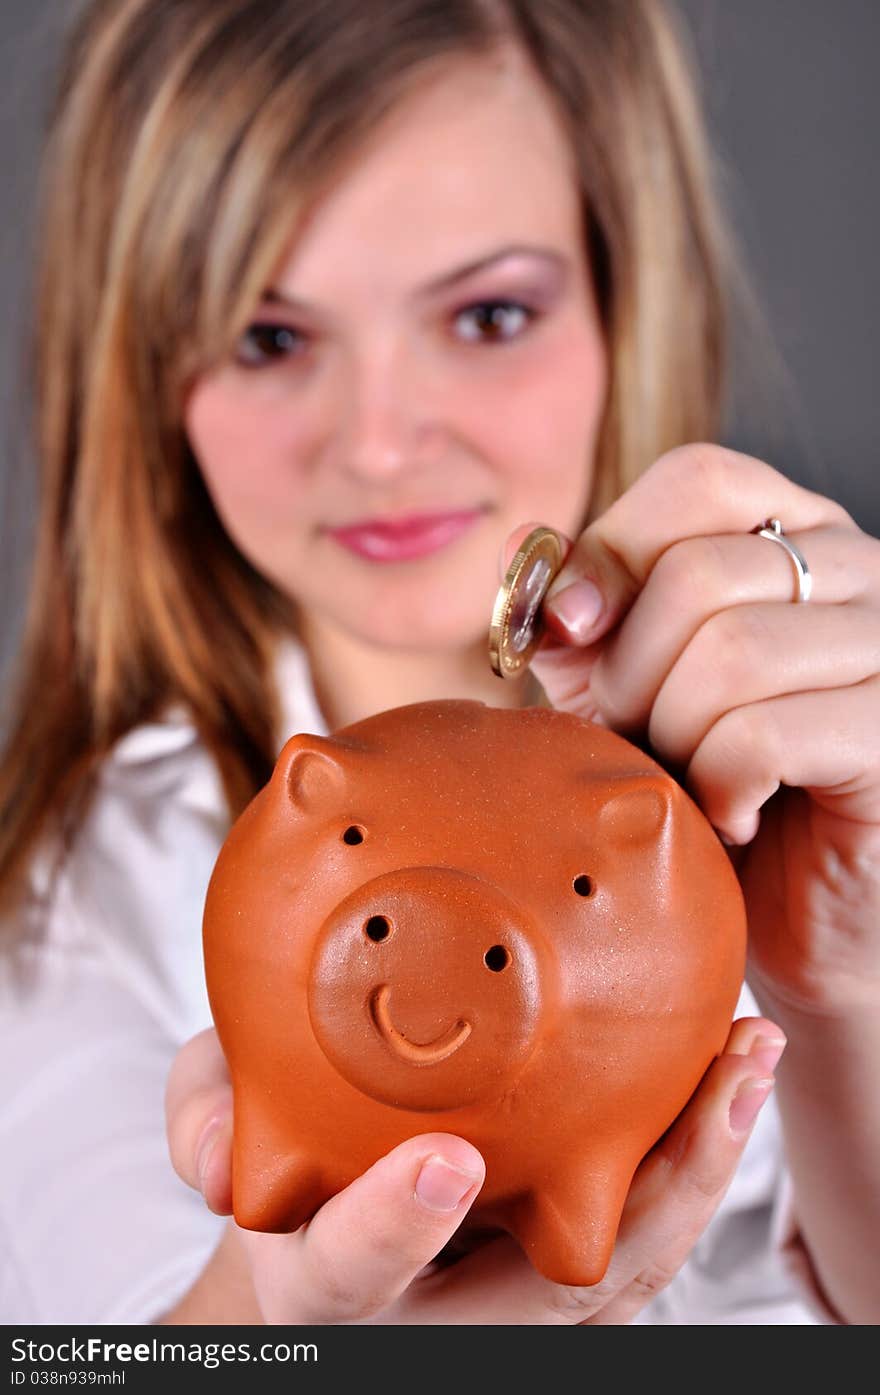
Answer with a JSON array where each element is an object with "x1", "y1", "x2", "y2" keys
[{"x1": 203, "y1": 701, "x2": 746, "y2": 1285}]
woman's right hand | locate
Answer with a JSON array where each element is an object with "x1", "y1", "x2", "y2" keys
[{"x1": 165, "y1": 1018, "x2": 784, "y2": 1324}]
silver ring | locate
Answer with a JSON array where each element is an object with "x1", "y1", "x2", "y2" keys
[{"x1": 751, "y1": 517, "x2": 812, "y2": 602}]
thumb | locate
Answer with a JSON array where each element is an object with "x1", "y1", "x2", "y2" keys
[
  {"x1": 497, "y1": 523, "x2": 614, "y2": 717},
  {"x1": 499, "y1": 522, "x2": 627, "y2": 650},
  {"x1": 165, "y1": 1027, "x2": 234, "y2": 1215},
  {"x1": 241, "y1": 1133, "x2": 486, "y2": 1324},
  {"x1": 498, "y1": 520, "x2": 649, "y2": 720},
  {"x1": 541, "y1": 526, "x2": 627, "y2": 648}
]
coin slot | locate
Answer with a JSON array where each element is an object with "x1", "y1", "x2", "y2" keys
[
  {"x1": 573, "y1": 874, "x2": 595, "y2": 897},
  {"x1": 484, "y1": 944, "x2": 510, "y2": 972},
  {"x1": 365, "y1": 915, "x2": 391, "y2": 942},
  {"x1": 343, "y1": 825, "x2": 365, "y2": 845}
]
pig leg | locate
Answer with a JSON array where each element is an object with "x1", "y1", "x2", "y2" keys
[
  {"x1": 509, "y1": 1163, "x2": 633, "y2": 1289},
  {"x1": 231, "y1": 1087, "x2": 326, "y2": 1233}
]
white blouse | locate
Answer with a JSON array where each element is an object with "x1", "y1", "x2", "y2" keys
[{"x1": 0, "y1": 641, "x2": 830, "y2": 1324}]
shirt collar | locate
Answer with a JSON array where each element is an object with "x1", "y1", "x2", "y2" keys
[{"x1": 106, "y1": 634, "x2": 329, "y2": 823}]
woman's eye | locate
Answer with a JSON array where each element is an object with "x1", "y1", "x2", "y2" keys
[
  {"x1": 233, "y1": 301, "x2": 536, "y2": 365},
  {"x1": 453, "y1": 299, "x2": 536, "y2": 344},
  {"x1": 235, "y1": 323, "x2": 305, "y2": 366}
]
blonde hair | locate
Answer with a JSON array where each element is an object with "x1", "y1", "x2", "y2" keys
[{"x1": 0, "y1": 0, "x2": 740, "y2": 912}]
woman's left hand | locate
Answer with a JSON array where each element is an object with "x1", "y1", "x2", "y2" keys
[{"x1": 516, "y1": 443, "x2": 880, "y2": 1016}]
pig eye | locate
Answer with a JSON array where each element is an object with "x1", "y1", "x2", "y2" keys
[
  {"x1": 573, "y1": 875, "x2": 595, "y2": 897},
  {"x1": 342, "y1": 825, "x2": 365, "y2": 845},
  {"x1": 484, "y1": 944, "x2": 510, "y2": 972},
  {"x1": 364, "y1": 916, "x2": 392, "y2": 943}
]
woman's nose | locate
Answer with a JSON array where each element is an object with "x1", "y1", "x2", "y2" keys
[{"x1": 334, "y1": 341, "x2": 442, "y2": 483}]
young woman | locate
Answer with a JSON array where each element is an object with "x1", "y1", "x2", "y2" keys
[{"x1": 1, "y1": 0, "x2": 878, "y2": 1325}]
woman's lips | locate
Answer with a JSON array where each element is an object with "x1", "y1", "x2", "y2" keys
[{"x1": 325, "y1": 508, "x2": 485, "y2": 562}]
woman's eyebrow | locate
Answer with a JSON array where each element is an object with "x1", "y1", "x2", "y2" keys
[
  {"x1": 417, "y1": 243, "x2": 569, "y2": 294},
  {"x1": 263, "y1": 244, "x2": 568, "y2": 313}
]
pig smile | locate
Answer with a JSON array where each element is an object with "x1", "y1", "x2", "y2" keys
[{"x1": 370, "y1": 984, "x2": 472, "y2": 1064}]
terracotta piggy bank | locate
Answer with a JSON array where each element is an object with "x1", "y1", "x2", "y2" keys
[{"x1": 203, "y1": 700, "x2": 746, "y2": 1285}]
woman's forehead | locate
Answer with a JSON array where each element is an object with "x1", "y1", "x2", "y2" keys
[{"x1": 265, "y1": 50, "x2": 584, "y2": 308}]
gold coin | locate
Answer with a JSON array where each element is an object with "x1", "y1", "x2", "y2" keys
[{"x1": 489, "y1": 526, "x2": 565, "y2": 678}]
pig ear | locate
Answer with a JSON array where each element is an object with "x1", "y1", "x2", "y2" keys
[
  {"x1": 596, "y1": 771, "x2": 676, "y2": 849},
  {"x1": 273, "y1": 733, "x2": 348, "y2": 814}
]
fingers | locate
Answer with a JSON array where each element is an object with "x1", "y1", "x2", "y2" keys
[
  {"x1": 166, "y1": 1031, "x2": 488, "y2": 1324},
  {"x1": 577, "y1": 525, "x2": 878, "y2": 737},
  {"x1": 538, "y1": 445, "x2": 851, "y2": 652},
  {"x1": 168, "y1": 1020, "x2": 784, "y2": 1325},
  {"x1": 165, "y1": 1028, "x2": 234, "y2": 1214},
  {"x1": 582, "y1": 1015, "x2": 784, "y2": 1324},
  {"x1": 389, "y1": 1017, "x2": 784, "y2": 1324},
  {"x1": 498, "y1": 496, "x2": 880, "y2": 857},
  {"x1": 685, "y1": 672, "x2": 880, "y2": 844},
  {"x1": 239, "y1": 1133, "x2": 485, "y2": 1324},
  {"x1": 498, "y1": 453, "x2": 873, "y2": 725},
  {"x1": 647, "y1": 601, "x2": 880, "y2": 769}
]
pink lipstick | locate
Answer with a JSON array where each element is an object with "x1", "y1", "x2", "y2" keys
[{"x1": 326, "y1": 508, "x2": 484, "y2": 562}]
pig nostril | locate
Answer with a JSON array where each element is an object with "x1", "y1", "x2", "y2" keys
[
  {"x1": 364, "y1": 915, "x2": 391, "y2": 943},
  {"x1": 343, "y1": 825, "x2": 365, "y2": 845},
  {"x1": 484, "y1": 944, "x2": 510, "y2": 972},
  {"x1": 573, "y1": 874, "x2": 595, "y2": 897}
]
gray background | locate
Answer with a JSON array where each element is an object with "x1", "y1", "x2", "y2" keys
[{"x1": 1, "y1": 1, "x2": 878, "y2": 678}]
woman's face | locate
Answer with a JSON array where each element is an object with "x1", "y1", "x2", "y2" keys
[{"x1": 185, "y1": 47, "x2": 607, "y2": 652}]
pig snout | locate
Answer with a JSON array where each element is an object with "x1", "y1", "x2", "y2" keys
[{"x1": 307, "y1": 866, "x2": 545, "y2": 1111}]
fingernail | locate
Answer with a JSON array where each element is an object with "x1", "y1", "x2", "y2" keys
[
  {"x1": 415, "y1": 1155, "x2": 481, "y2": 1213},
  {"x1": 195, "y1": 1117, "x2": 224, "y2": 1194},
  {"x1": 729, "y1": 1078, "x2": 774, "y2": 1137},
  {"x1": 544, "y1": 579, "x2": 604, "y2": 642},
  {"x1": 749, "y1": 1034, "x2": 787, "y2": 1075}
]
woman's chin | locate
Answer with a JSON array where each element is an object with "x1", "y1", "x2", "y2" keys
[{"x1": 326, "y1": 600, "x2": 491, "y2": 656}]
